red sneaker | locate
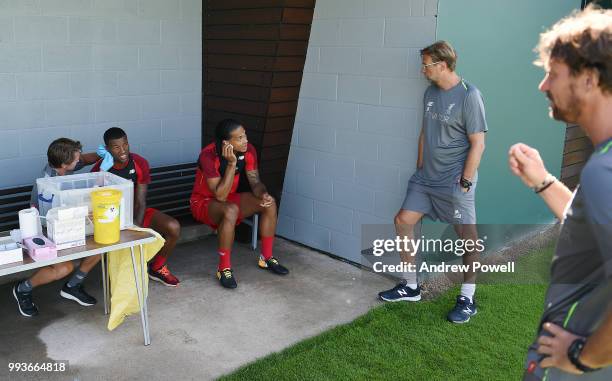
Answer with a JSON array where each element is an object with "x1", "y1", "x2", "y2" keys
[{"x1": 148, "y1": 265, "x2": 180, "y2": 287}]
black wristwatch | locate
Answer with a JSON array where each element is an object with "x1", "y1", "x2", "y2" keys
[
  {"x1": 567, "y1": 337, "x2": 598, "y2": 373},
  {"x1": 460, "y1": 177, "x2": 472, "y2": 191}
]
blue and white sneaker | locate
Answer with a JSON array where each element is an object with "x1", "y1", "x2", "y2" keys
[
  {"x1": 447, "y1": 295, "x2": 478, "y2": 323},
  {"x1": 378, "y1": 280, "x2": 421, "y2": 302}
]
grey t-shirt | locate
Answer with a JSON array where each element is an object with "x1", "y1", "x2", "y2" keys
[
  {"x1": 525, "y1": 138, "x2": 612, "y2": 380},
  {"x1": 411, "y1": 79, "x2": 488, "y2": 189},
  {"x1": 30, "y1": 161, "x2": 85, "y2": 209}
]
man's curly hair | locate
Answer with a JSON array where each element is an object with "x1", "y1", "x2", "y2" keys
[{"x1": 535, "y1": 4, "x2": 611, "y2": 93}]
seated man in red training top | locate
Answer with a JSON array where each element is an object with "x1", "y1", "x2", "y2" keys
[
  {"x1": 92, "y1": 127, "x2": 181, "y2": 287},
  {"x1": 191, "y1": 118, "x2": 289, "y2": 289}
]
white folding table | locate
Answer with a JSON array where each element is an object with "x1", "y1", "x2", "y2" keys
[{"x1": 0, "y1": 230, "x2": 156, "y2": 346}]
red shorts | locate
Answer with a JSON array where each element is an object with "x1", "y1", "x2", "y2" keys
[
  {"x1": 143, "y1": 207, "x2": 158, "y2": 228},
  {"x1": 190, "y1": 193, "x2": 243, "y2": 229}
]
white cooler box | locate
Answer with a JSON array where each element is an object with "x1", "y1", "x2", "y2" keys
[{"x1": 36, "y1": 172, "x2": 134, "y2": 230}]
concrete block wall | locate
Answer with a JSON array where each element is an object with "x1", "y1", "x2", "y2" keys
[
  {"x1": 278, "y1": 0, "x2": 438, "y2": 262},
  {"x1": 0, "y1": 0, "x2": 202, "y2": 188}
]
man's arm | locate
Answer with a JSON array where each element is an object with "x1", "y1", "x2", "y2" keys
[
  {"x1": 80, "y1": 152, "x2": 100, "y2": 165},
  {"x1": 246, "y1": 169, "x2": 267, "y2": 198},
  {"x1": 509, "y1": 143, "x2": 573, "y2": 220},
  {"x1": 416, "y1": 130, "x2": 424, "y2": 169},
  {"x1": 581, "y1": 308, "x2": 612, "y2": 368},
  {"x1": 134, "y1": 183, "x2": 147, "y2": 226},
  {"x1": 462, "y1": 132, "x2": 486, "y2": 181},
  {"x1": 538, "y1": 308, "x2": 612, "y2": 373},
  {"x1": 246, "y1": 169, "x2": 274, "y2": 207},
  {"x1": 206, "y1": 164, "x2": 236, "y2": 202}
]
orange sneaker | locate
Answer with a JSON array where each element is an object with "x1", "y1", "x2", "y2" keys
[{"x1": 148, "y1": 265, "x2": 180, "y2": 287}]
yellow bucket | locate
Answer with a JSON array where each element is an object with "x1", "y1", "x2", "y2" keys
[{"x1": 91, "y1": 189, "x2": 122, "y2": 244}]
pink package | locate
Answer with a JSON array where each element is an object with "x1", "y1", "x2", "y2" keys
[{"x1": 23, "y1": 236, "x2": 57, "y2": 262}]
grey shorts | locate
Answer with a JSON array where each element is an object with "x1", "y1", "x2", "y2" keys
[{"x1": 401, "y1": 181, "x2": 477, "y2": 224}]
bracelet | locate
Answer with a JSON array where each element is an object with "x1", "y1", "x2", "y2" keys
[{"x1": 534, "y1": 175, "x2": 556, "y2": 194}]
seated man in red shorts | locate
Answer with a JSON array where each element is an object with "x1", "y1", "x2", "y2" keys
[
  {"x1": 92, "y1": 127, "x2": 181, "y2": 287},
  {"x1": 191, "y1": 118, "x2": 289, "y2": 289}
]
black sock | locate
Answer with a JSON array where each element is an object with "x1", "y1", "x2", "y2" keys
[{"x1": 67, "y1": 270, "x2": 87, "y2": 288}]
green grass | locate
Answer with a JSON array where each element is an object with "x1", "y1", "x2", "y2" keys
[{"x1": 222, "y1": 247, "x2": 554, "y2": 381}]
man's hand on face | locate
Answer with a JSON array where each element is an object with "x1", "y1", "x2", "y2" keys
[
  {"x1": 222, "y1": 142, "x2": 237, "y2": 165},
  {"x1": 508, "y1": 143, "x2": 549, "y2": 188},
  {"x1": 260, "y1": 192, "x2": 274, "y2": 208}
]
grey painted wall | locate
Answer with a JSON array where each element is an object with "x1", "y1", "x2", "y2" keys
[
  {"x1": 0, "y1": 0, "x2": 202, "y2": 188},
  {"x1": 278, "y1": 0, "x2": 439, "y2": 262}
]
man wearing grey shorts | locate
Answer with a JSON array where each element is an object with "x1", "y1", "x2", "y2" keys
[
  {"x1": 378, "y1": 41, "x2": 487, "y2": 324},
  {"x1": 510, "y1": 6, "x2": 612, "y2": 380}
]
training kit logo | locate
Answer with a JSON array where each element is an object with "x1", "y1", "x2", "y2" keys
[
  {"x1": 425, "y1": 101, "x2": 434, "y2": 112},
  {"x1": 446, "y1": 103, "x2": 455, "y2": 115}
]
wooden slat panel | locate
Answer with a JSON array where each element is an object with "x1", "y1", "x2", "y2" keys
[
  {"x1": 206, "y1": 127, "x2": 265, "y2": 147},
  {"x1": 259, "y1": 171, "x2": 287, "y2": 196},
  {"x1": 205, "y1": 9, "x2": 283, "y2": 25},
  {"x1": 282, "y1": 7, "x2": 315, "y2": 24},
  {"x1": 206, "y1": 110, "x2": 267, "y2": 131},
  {"x1": 271, "y1": 72, "x2": 302, "y2": 87},
  {"x1": 259, "y1": 158, "x2": 288, "y2": 173},
  {"x1": 206, "y1": 54, "x2": 277, "y2": 71},
  {"x1": 266, "y1": 116, "x2": 295, "y2": 131},
  {"x1": 561, "y1": 162, "x2": 586, "y2": 179},
  {"x1": 206, "y1": 25, "x2": 282, "y2": 40},
  {"x1": 206, "y1": 96, "x2": 269, "y2": 117},
  {"x1": 267, "y1": 101, "x2": 298, "y2": 117},
  {"x1": 203, "y1": 1, "x2": 315, "y2": 199},
  {"x1": 564, "y1": 137, "x2": 592, "y2": 154},
  {"x1": 260, "y1": 144, "x2": 290, "y2": 160},
  {"x1": 273, "y1": 56, "x2": 306, "y2": 71},
  {"x1": 562, "y1": 150, "x2": 590, "y2": 167},
  {"x1": 279, "y1": 24, "x2": 311, "y2": 40},
  {"x1": 205, "y1": 24, "x2": 310, "y2": 41},
  {"x1": 206, "y1": 54, "x2": 305, "y2": 72},
  {"x1": 561, "y1": 175, "x2": 580, "y2": 190},
  {"x1": 262, "y1": 130, "x2": 293, "y2": 146},
  {"x1": 277, "y1": 41, "x2": 308, "y2": 56},
  {"x1": 565, "y1": 125, "x2": 586, "y2": 140},
  {"x1": 206, "y1": 68, "x2": 273, "y2": 86},
  {"x1": 206, "y1": 0, "x2": 315, "y2": 9},
  {"x1": 269, "y1": 87, "x2": 299, "y2": 102},
  {"x1": 206, "y1": 82, "x2": 271, "y2": 102},
  {"x1": 204, "y1": 40, "x2": 278, "y2": 56}
]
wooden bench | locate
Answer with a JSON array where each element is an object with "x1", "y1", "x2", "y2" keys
[
  {"x1": 0, "y1": 163, "x2": 197, "y2": 232},
  {"x1": 0, "y1": 162, "x2": 258, "y2": 248}
]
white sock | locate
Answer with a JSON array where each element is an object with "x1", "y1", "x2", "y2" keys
[
  {"x1": 460, "y1": 283, "x2": 476, "y2": 302},
  {"x1": 402, "y1": 269, "x2": 417, "y2": 289}
]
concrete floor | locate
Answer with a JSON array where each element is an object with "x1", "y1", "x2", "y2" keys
[{"x1": 0, "y1": 235, "x2": 390, "y2": 381}]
